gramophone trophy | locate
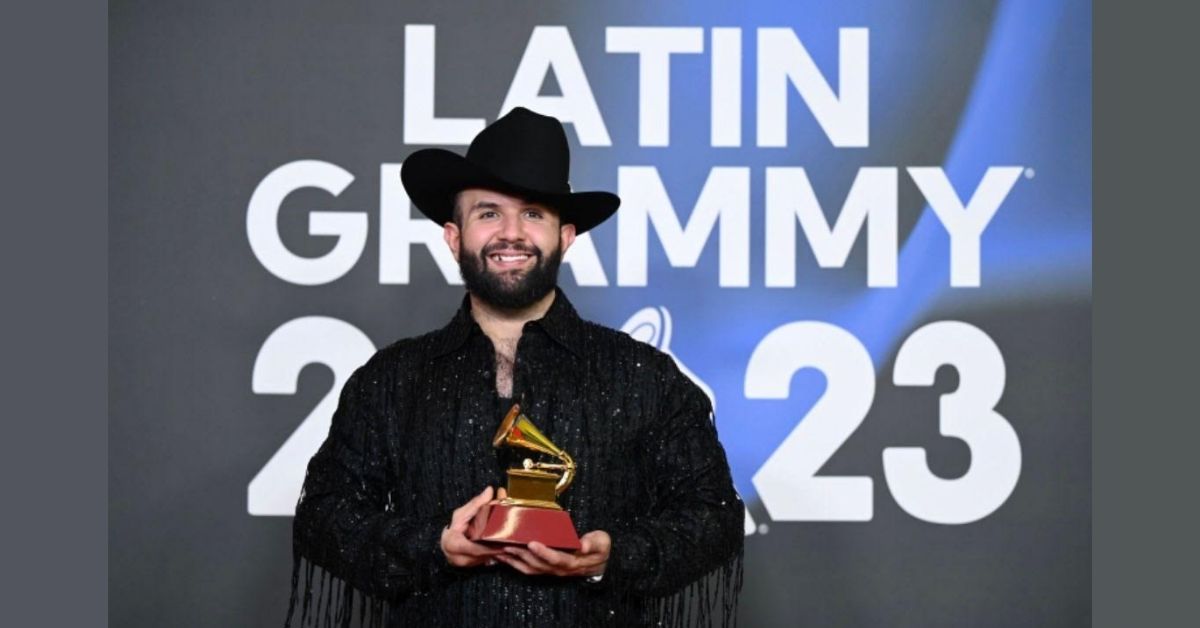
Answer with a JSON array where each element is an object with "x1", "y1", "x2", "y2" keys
[{"x1": 471, "y1": 404, "x2": 582, "y2": 551}]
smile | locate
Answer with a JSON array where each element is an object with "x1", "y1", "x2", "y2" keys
[{"x1": 488, "y1": 252, "x2": 534, "y2": 267}]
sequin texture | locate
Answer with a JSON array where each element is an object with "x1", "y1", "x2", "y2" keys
[{"x1": 287, "y1": 288, "x2": 744, "y2": 627}]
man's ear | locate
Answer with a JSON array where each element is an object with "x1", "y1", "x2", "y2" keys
[
  {"x1": 559, "y1": 223, "x2": 577, "y2": 255},
  {"x1": 444, "y1": 222, "x2": 461, "y2": 262}
]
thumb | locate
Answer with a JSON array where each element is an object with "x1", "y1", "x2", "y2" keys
[
  {"x1": 451, "y1": 487, "x2": 493, "y2": 530},
  {"x1": 469, "y1": 486, "x2": 494, "y2": 512},
  {"x1": 579, "y1": 531, "x2": 609, "y2": 555}
]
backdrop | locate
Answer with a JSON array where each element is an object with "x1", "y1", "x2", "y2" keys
[{"x1": 110, "y1": 0, "x2": 1092, "y2": 625}]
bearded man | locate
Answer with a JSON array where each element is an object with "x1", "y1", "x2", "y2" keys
[{"x1": 287, "y1": 107, "x2": 744, "y2": 627}]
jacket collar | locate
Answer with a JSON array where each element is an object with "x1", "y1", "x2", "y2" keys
[{"x1": 429, "y1": 287, "x2": 586, "y2": 360}]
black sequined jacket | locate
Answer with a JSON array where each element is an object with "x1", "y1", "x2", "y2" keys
[{"x1": 287, "y1": 288, "x2": 744, "y2": 627}]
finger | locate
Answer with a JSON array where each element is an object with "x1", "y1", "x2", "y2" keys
[
  {"x1": 450, "y1": 487, "x2": 493, "y2": 529},
  {"x1": 497, "y1": 487, "x2": 508, "y2": 501},
  {"x1": 444, "y1": 538, "x2": 494, "y2": 568},
  {"x1": 444, "y1": 528, "x2": 504, "y2": 557},
  {"x1": 505, "y1": 545, "x2": 559, "y2": 574},
  {"x1": 526, "y1": 542, "x2": 572, "y2": 568},
  {"x1": 466, "y1": 486, "x2": 494, "y2": 513},
  {"x1": 449, "y1": 490, "x2": 484, "y2": 530},
  {"x1": 495, "y1": 553, "x2": 537, "y2": 576},
  {"x1": 571, "y1": 553, "x2": 605, "y2": 571},
  {"x1": 448, "y1": 537, "x2": 504, "y2": 559},
  {"x1": 578, "y1": 531, "x2": 611, "y2": 556},
  {"x1": 446, "y1": 549, "x2": 500, "y2": 567}
]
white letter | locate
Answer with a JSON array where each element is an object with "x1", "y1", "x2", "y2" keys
[
  {"x1": 403, "y1": 25, "x2": 485, "y2": 145},
  {"x1": 617, "y1": 166, "x2": 750, "y2": 287},
  {"x1": 765, "y1": 167, "x2": 897, "y2": 287},
  {"x1": 711, "y1": 28, "x2": 742, "y2": 147},
  {"x1": 501, "y1": 26, "x2": 610, "y2": 146},
  {"x1": 909, "y1": 166, "x2": 1023, "y2": 287},
  {"x1": 246, "y1": 160, "x2": 366, "y2": 286},
  {"x1": 606, "y1": 27, "x2": 704, "y2": 147},
  {"x1": 757, "y1": 28, "x2": 869, "y2": 147},
  {"x1": 379, "y1": 164, "x2": 462, "y2": 285}
]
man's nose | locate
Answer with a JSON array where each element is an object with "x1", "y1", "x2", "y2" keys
[{"x1": 497, "y1": 213, "x2": 526, "y2": 241}]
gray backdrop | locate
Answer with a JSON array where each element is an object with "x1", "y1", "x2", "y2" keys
[{"x1": 111, "y1": 0, "x2": 1091, "y2": 625}]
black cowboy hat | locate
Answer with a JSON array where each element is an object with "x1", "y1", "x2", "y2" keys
[{"x1": 400, "y1": 107, "x2": 620, "y2": 234}]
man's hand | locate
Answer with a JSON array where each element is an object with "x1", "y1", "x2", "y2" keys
[
  {"x1": 495, "y1": 530, "x2": 611, "y2": 578},
  {"x1": 440, "y1": 486, "x2": 505, "y2": 568}
]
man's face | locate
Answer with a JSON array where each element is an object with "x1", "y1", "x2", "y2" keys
[{"x1": 443, "y1": 188, "x2": 577, "y2": 310}]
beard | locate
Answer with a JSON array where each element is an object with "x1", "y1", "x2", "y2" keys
[{"x1": 458, "y1": 240, "x2": 563, "y2": 310}]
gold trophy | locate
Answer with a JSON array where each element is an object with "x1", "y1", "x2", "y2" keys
[{"x1": 471, "y1": 404, "x2": 582, "y2": 551}]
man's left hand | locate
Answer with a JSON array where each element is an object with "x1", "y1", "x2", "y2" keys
[{"x1": 495, "y1": 530, "x2": 610, "y2": 578}]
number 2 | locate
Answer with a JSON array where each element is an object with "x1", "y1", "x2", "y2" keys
[{"x1": 247, "y1": 317, "x2": 375, "y2": 516}]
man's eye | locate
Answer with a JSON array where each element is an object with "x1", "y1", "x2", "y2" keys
[
  {"x1": 524, "y1": 210, "x2": 544, "y2": 219},
  {"x1": 480, "y1": 210, "x2": 498, "y2": 219}
]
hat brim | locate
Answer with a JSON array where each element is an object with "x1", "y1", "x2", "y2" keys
[{"x1": 400, "y1": 148, "x2": 620, "y2": 234}]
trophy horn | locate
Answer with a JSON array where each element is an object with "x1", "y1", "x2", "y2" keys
[{"x1": 493, "y1": 404, "x2": 576, "y2": 494}]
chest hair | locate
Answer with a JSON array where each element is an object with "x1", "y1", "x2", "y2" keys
[{"x1": 493, "y1": 338, "x2": 518, "y2": 397}]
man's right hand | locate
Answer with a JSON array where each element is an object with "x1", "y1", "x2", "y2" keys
[{"x1": 440, "y1": 486, "x2": 505, "y2": 568}]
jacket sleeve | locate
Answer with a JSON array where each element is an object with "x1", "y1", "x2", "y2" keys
[
  {"x1": 601, "y1": 354, "x2": 745, "y2": 597},
  {"x1": 292, "y1": 363, "x2": 450, "y2": 599}
]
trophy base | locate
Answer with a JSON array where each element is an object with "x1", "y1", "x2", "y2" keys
[{"x1": 471, "y1": 503, "x2": 582, "y2": 552}]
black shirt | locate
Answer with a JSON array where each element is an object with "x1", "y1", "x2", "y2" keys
[{"x1": 288, "y1": 288, "x2": 744, "y2": 627}]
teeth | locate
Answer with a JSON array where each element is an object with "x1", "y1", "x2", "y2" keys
[{"x1": 492, "y1": 254, "x2": 530, "y2": 262}]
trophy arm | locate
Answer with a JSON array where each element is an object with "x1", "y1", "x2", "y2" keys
[
  {"x1": 528, "y1": 453, "x2": 576, "y2": 495},
  {"x1": 554, "y1": 451, "x2": 575, "y2": 496}
]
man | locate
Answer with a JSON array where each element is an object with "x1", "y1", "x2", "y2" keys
[{"x1": 287, "y1": 108, "x2": 743, "y2": 627}]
